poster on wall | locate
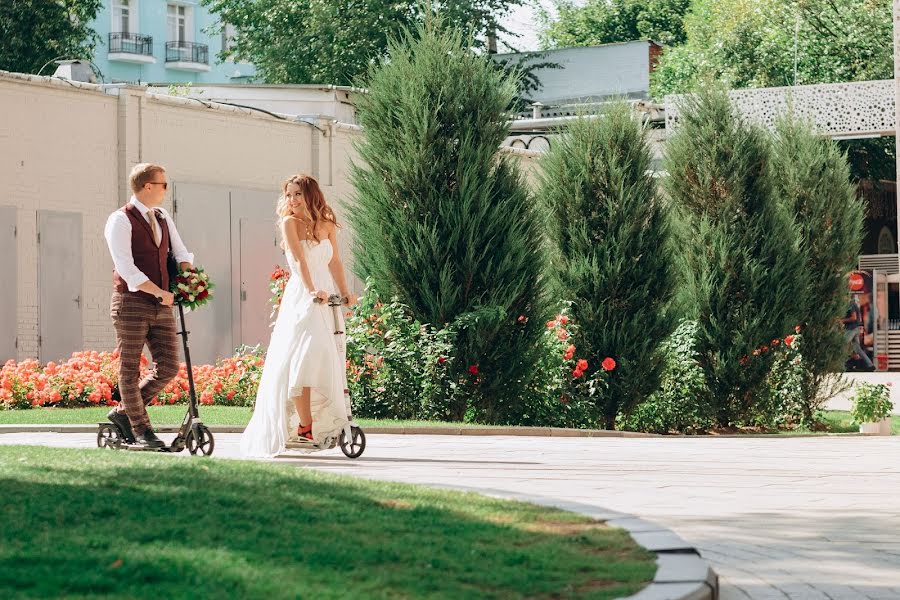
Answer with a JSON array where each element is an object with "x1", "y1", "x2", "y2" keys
[{"x1": 845, "y1": 270, "x2": 876, "y2": 372}]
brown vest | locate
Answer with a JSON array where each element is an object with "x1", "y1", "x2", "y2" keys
[{"x1": 112, "y1": 204, "x2": 171, "y2": 302}]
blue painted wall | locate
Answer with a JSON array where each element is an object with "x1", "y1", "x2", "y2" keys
[{"x1": 91, "y1": 0, "x2": 256, "y2": 84}]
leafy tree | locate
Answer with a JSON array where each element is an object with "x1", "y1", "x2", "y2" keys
[
  {"x1": 538, "y1": 105, "x2": 678, "y2": 428},
  {"x1": 203, "y1": 0, "x2": 525, "y2": 85},
  {"x1": 652, "y1": 0, "x2": 894, "y2": 191},
  {"x1": 0, "y1": 0, "x2": 102, "y2": 75},
  {"x1": 652, "y1": 0, "x2": 892, "y2": 97},
  {"x1": 349, "y1": 21, "x2": 546, "y2": 423},
  {"x1": 539, "y1": 0, "x2": 690, "y2": 49}
]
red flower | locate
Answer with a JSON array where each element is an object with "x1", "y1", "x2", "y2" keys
[
  {"x1": 576, "y1": 359, "x2": 588, "y2": 371},
  {"x1": 760, "y1": 345, "x2": 769, "y2": 354},
  {"x1": 517, "y1": 315, "x2": 527, "y2": 324},
  {"x1": 740, "y1": 356, "x2": 750, "y2": 366},
  {"x1": 601, "y1": 357, "x2": 616, "y2": 372},
  {"x1": 546, "y1": 320, "x2": 557, "y2": 329},
  {"x1": 437, "y1": 356, "x2": 447, "y2": 365},
  {"x1": 784, "y1": 335, "x2": 795, "y2": 347},
  {"x1": 572, "y1": 368, "x2": 583, "y2": 378},
  {"x1": 795, "y1": 325, "x2": 801, "y2": 333},
  {"x1": 563, "y1": 344, "x2": 575, "y2": 361},
  {"x1": 771, "y1": 339, "x2": 780, "y2": 347},
  {"x1": 557, "y1": 330, "x2": 569, "y2": 340},
  {"x1": 468, "y1": 364, "x2": 479, "y2": 375},
  {"x1": 557, "y1": 315, "x2": 569, "y2": 325}
]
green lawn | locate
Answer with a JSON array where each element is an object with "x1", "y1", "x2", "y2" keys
[
  {"x1": 814, "y1": 410, "x2": 900, "y2": 435},
  {"x1": 0, "y1": 446, "x2": 654, "y2": 599},
  {"x1": 0, "y1": 406, "x2": 511, "y2": 429}
]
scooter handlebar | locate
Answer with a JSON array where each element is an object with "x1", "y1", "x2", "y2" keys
[{"x1": 313, "y1": 294, "x2": 348, "y2": 306}]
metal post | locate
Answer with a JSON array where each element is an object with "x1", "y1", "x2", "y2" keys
[
  {"x1": 894, "y1": 1, "x2": 900, "y2": 268},
  {"x1": 178, "y1": 303, "x2": 199, "y2": 419}
]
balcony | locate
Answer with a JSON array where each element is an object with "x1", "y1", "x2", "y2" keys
[
  {"x1": 165, "y1": 41, "x2": 211, "y2": 72},
  {"x1": 108, "y1": 32, "x2": 155, "y2": 64}
]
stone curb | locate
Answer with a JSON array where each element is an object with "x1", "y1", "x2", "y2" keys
[
  {"x1": 459, "y1": 491, "x2": 718, "y2": 600},
  {"x1": 0, "y1": 424, "x2": 659, "y2": 437}
]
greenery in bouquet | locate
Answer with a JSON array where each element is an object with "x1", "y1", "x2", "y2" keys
[{"x1": 171, "y1": 266, "x2": 214, "y2": 311}]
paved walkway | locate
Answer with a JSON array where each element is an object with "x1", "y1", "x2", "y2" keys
[{"x1": 2, "y1": 432, "x2": 899, "y2": 600}]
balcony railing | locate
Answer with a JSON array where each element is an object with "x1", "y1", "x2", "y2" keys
[
  {"x1": 165, "y1": 41, "x2": 209, "y2": 65},
  {"x1": 109, "y1": 32, "x2": 153, "y2": 56}
]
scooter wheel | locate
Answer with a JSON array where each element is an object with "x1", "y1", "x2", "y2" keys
[
  {"x1": 97, "y1": 423, "x2": 120, "y2": 449},
  {"x1": 186, "y1": 425, "x2": 215, "y2": 456},
  {"x1": 339, "y1": 426, "x2": 366, "y2": 459}
]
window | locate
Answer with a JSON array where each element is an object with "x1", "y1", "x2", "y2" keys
[
  {"x1": 167, "y1": 4, "x2": 189, "y2": 42},
  {"x1": 878, "y1": 226, "x2": 896, "y2": 255},
  {"x1": 112, "y1": 0, "x2": 132, "y2": 34}
]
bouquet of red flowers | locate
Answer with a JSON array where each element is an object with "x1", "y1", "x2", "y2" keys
[
  {"x1": 269, "y1": 265, "x2": 291, "y2": 321},
  {"x1": 171, "y1": 266, "x2": 214, "y2": 311}
]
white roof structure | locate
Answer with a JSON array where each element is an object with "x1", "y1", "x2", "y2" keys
[{"x1": 665, "y1": 79, "x2": 895, "y2": 139}]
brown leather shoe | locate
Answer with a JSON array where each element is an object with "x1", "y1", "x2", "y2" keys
[
  {"x1": 107, "y1": 409, "x2": 135, "y2": 443},
  {"x1": 134, "y1": 428, "x2": 165, "y2": 449}
]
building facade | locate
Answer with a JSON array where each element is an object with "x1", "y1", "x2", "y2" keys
[{"x1": 90, "y1": 0, "x2": 256, "y2": 84}]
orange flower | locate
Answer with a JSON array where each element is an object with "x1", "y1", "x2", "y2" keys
[
  {"x1": 576, "y1": 359, "x2": 588, "y2": 371},
  {"x1": 784, "y1": 335, "x2": 795, "y2": 347},
  {"x1": 601, "y1": 357, "x2": 616, "y2": 372}
]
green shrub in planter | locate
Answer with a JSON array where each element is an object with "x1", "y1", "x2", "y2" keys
[{"x1": 850, "y1": 382, "x2": 894, "y2": 424}]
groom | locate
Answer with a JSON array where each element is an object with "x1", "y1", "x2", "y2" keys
[{"x1": 104, "y1": 163, "x2": 194, "y2": 448}]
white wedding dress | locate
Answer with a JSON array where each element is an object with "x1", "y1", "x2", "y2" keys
[{"x1": 240, "y1": 234, "x2": 350, "y2": 458}]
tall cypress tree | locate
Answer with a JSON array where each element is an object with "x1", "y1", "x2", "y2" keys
[
  {"x1": 538, "y1": 105, "x2": 678, "y2": 429},
  {"x1": 664, "y1": 89, "x2": 809, "y2": 426},
  {"x1": 349, "y1": 21, "x2": 546, "y2": 423},
  {"x1": 771, "y1": 116, "x2": 864, "y2": 422}
]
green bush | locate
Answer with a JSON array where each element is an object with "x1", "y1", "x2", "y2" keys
[
  {"x1": 850, "y1": 382, "x2": 894, "y2": 424},
  {"x1": 619, "y1": 321, "x2": 713, "y2": 434},
  {"x1": 349, "y1": 20, "x2": 547, "y2": 423},
  {"x1": 664, "y1": 88, "x2": 808, "y2": 427},
  {"x1": 346, "y1": 287, "x2": 603, "y2": 428},
  {"x1": 538, "y1": 105, "x2": 677, "y2": 429},
  {"x1": 771, "y1": 117, "x2": 864, "y2": 423}
]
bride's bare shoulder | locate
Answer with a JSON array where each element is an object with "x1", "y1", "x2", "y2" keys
[{"x1": 281, "y1": 216, "x2": 301, "y2": 230}]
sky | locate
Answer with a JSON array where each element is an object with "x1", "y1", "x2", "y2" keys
[{"x1": 498, "y1": 0, "x2": 558, "y2": 52}]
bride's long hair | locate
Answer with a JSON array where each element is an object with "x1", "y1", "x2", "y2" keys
[{"x1": 276, "y1": 174, "x2": 338, "y2": 242}]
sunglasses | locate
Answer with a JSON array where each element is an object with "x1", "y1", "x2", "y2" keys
[{"x1": 148, "y1": 182, "x2": 168, "y2": 190}]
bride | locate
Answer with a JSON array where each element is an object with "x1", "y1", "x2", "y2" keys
[{"x1": 241, "y1": 174, "x2": 358, "y2": 458}]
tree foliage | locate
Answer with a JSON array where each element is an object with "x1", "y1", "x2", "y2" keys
[{"x1": 0, "y1": 0, "x2": 102, "y2": 75}]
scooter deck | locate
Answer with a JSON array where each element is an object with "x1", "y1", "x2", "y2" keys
[{"x1": 284, "y1": 437, "x2": 338, "y2": 451}]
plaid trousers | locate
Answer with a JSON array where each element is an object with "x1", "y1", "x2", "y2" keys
[{"x1": 110, "y1": 292, "x2": 180, "y2": 434}]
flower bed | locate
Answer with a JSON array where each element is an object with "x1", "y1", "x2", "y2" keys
[{"x1": 1, "y1": 346, "x2": 264, "y2": 410}]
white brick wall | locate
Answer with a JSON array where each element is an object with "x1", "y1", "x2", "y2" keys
[{"x1": 0, "y1": 72, "x2": 542, "y2": 362}]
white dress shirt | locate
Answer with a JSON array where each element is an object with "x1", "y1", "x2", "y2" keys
[{"x1": 104, "y1": 196, "x2": 194, "y2": 291}]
